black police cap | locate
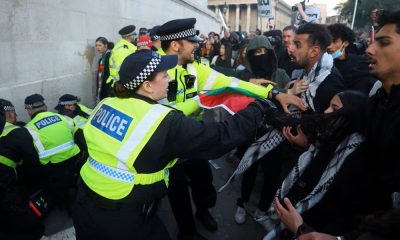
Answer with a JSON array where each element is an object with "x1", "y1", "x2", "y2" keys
[
  {"x1": 150, "y1": 25, "x2": 161, "y2": 41},
  {"x1": 55, "y1": 94, "x2": 79, "y2": 111},
  {"x1": 157, "y1": 18, "x2": 202, "y2": 42},
  {"x1": 0, "y1": 98, "x2": 15, "y2": 112},
  {"x1": 25, "y1": 94, "x2": 45, "y2": 109},
  {"x1": 118, "y1": 25, "x2": 136, "y2": 36},
  {"x1": 119, "y1": 50, "x2": 177, "y2": 90}
]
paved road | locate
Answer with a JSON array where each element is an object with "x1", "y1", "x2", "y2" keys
[{"x1": 41, "y1": 155, "x2": 267, "y2": 240}]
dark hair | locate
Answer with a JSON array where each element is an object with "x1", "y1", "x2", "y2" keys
[
  {"x1": 283, "y1": 25, "x2": 297, "y2": 32},
  {"x1": 234, "y1": 43, "x2": 248, "y2": 68},
  {"x1": 296, "y1": 23, "x2": 332, "y2": 51},
  {"x1": 161, "y1": 40, "x2": 173, "y2": 52},
  {"x1": 378, "y1": 9, "x2": 400, "y2": 33},
  {"x1": 96, "y1": 37, "x2": 114, "y2": 50},
  {"x1": 327, "y1": 24, "x2": 355, "y2": 44},
  {"x1": 219, "y1": 42, "x2": 233, "y2": 68},
  {"x1": 114, "y1": 71, "x2": 159, "y2": 98}
]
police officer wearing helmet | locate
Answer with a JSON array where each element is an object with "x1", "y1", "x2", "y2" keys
[
  {"x1": 24, "y1": 94, "x2": 81, "y2": 208},
  {"x1": 156, "y1": 18, "x2": 306, "y2": 238},
  {"x1": 0, "y1": 99, "x2": 45, "y2": 240},
  {"x1": 72, "y1": 49, "x2": 279, "y2": 239},
  {"x1": 106, "y1": 25, "x2": 138, "y2": 89}
]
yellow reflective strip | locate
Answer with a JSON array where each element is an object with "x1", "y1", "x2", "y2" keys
[
  {"x1": 230, "y1": 78, "x2": 240, "y2": 88},
  {"x1": 0, "y1": 155, "x2": 16, "y2": 169},
  {"x1": 25, "y1": 127, "x2": 45, "y2": 153},
  {"x1": 133, "y1": 168, "x2": 167, "y2": 185},
  {"x1": 115, "y1": 105, "x2": 171, "y2": 169},
  {"x1": 203, "y1": 69, "x2": 219, "y2": 90}
]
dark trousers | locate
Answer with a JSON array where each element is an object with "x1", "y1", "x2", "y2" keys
[
  {"x1": 0, "y1": 188, "x2": 44, "y2": 240},
  {"x1": 72, "y1": 183, "x2": 171, "y2": 240},
  {"x1": 168, "y1": 160, "x2": 216, "y2": 235},
  {"x1": 239, "y1": 141, "x2": 302, "y2": 211}
]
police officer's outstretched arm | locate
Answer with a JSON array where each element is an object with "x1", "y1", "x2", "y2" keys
[
  {"x1": 196, "y1": 63, "x2": 306, "y2": 113},
  {"x1": 168, "y1": 99, "x2": 278, "y2": 160}
]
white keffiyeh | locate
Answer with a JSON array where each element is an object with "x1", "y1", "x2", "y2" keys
[{"x1": 261, "y1": 133, "x2": 364, "y2": 240}]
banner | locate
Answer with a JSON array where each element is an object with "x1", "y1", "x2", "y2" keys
[{"x1": 258, "y1": 0, "x2": 273, "y2": 19}]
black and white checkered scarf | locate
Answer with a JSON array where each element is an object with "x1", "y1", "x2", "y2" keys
[
  {"x1": 218, "y1": 54, "x2": 333, "y2": 192},
  {"x1": 261, "y1": 132, "x2": 364, "y2": 240}
]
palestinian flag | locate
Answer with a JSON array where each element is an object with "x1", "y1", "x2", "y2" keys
[{"x1": 198, "y1": 87, "x2": 260, "y2": 115}]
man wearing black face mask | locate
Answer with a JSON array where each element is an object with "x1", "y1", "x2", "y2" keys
[{"x1": 246, "y1": 35, "x2": 291, "y2": 92}]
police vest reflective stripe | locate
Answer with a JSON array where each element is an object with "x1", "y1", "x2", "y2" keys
[
  {"x1": 0, "y1": 155, "x2": 17, "y2": 169},
  {"x1": 73, "y1": 115, "x2": 87, "y2": 128},
  {"x1": 107, "y1": 38, "x2": 137, "y2": 85},
  {"x1": 25, "y1": 112, "x2": 80, "y2": 164},
  {"x1": 88, "y1": 156, "x2": 171, "y2": 185},
  {"x1": 0, "y1": 122, "x2": 19, "y2": 138},
  {"x1": 78, "y1": 104, "x2": 93, "y2": 116},
  {"x1": 81, "y1": 98, "x2": 175, "y2": 199},
  {"x1": 0, "y1": 123, "x2": 22, "y2": 169},
  {"x1": 115, "y1": 104, "x2": 171, "y2": 168}
]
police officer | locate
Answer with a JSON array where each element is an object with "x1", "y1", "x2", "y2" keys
[
  {"x1": 24, "y1": 94, "x2": 81, "y2": 208},
  {"x1": 72, "y1": 49, "x2": 278, "y2": 240},
  {"x1": 55, "y1": 94, "x2": 92, "y2": 129},
  {"x1": 107, "y1": 25, "x2": 138, "y2": 89},
  {"x1": 150, "y1": 25, "x2": 161, "y2": 51},
  {"x1": 156, "y1": 18, "x2": 306, "y2": 238},
  {"x1": 0, "y1": 99, "x2": 44, "y2": 240},
  {"x1": 55, "y1": 94, "x2": 92, "y2": 167}
]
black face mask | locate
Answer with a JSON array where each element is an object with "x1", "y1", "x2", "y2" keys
[{"x1": 248, "y1": 53, "x2": 273, "y2": 79}]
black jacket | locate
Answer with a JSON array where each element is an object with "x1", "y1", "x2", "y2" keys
[
  {"x1": 0, "y1": 126, "x2": 42, "y2": 187},
  {"x1": 86, "y1": 94, "x2": 273, "y2": 204},
  {"x1": 334, "y1": 54, "x2": 376, "y2": 94}
]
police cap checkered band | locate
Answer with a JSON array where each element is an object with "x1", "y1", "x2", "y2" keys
[
  {"x1": 160, "y1": 28, "x2": 196, "y2": 41},
  {"x1": 124, "y1": 55, "x2": 161, "y2": 90},
  {"x1": 60, "y1": 100, "x2": 77, "y2": 105},
  {"x1": 0, "y1": 99, "x2": 15, "y2": 111},
  {"x1": 25, "y1": 94, "x2": 45, "y2": 109},
  {"x1": 119, "y1": 50, "x2": 178, "y2": 90}
]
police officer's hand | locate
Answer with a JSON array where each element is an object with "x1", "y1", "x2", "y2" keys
[
  {"x1": 274, "y1": 93, "x2": 306, "y2": 113},
  {"x1": 249, "y1": 78, "x2": 276, "y2": 87}
]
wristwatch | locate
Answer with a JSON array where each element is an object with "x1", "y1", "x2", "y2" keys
[{"x1": 270, "y1": 88, "x2": 280, "y2": 99}]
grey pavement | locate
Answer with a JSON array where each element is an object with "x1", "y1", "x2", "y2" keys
[{"x1": 41, "y1": 154, "x2": 267, "y2": 240}]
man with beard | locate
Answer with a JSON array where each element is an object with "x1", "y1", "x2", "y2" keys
[
  {"x1": 279, "y1": 9, "x2": 400, "y2": 240},
  {"x1": 289, "y1": 23, "x2": 346, "y2": 113},
  {"x1": 156, "y1": 18, "x2": 305, "y2": 240}
]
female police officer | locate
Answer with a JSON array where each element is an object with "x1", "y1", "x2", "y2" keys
[{"x1": 72, "y1": 49, "x2": 277, "y2": 240}]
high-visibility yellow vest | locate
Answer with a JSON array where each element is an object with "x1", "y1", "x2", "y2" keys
[
  {"x1": 80, "y1": 98, "x2": 176, "y2": 200},
  {"x1": 106, "y1": 38, "x2": 137, "y2": 85},
  {"x1": 78, "y1": 103, "x2": 93, "y2": 116},
  {"x1": 0, "y1": 122, "x2": 21, "y2": 169},
  {"x1": 25, "y1": 112, "x2": 80, "y2": 165},
  {"x1": 73, "y1": 115, "x2": 88, "y2": 129},
  {"x1": 157, "y1": 48, "x2": 273, "y2": 116}
]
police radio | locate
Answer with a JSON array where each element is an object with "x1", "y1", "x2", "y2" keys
[{"x1": 167, "y1": 80, "x2": 178, "y2": 102}]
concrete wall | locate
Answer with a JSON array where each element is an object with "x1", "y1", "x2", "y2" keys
[{"x1": 0, "y1": 0, "x2": 221, "y2": 121}]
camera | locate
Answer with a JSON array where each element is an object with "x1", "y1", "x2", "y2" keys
[
  {"x1": 292, "y1": 1, "x2": 306, "y2": 11},
  {"x1": 184, "y1": 74, "x2": 196, "y2": 89}
]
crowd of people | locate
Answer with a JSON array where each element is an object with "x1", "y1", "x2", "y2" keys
[{"x1": 1, "y1": 7, "x2": 400, "y2": 240}]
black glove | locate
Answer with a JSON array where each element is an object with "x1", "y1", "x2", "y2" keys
[{"x1": 252, "y1": 98, "x2": 278, "y2": 117}]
